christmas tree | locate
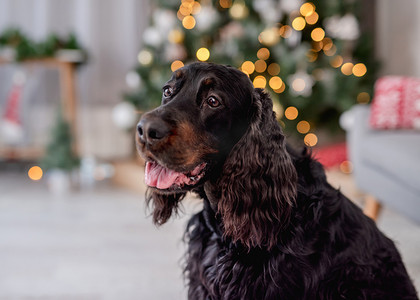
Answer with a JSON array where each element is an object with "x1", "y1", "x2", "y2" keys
[
  {"x1": 41, "y1": 111, "x2": 79, "y2": 171},
  {"x1": 123, "y1": 0, "x2": 376, "y2": 145}
]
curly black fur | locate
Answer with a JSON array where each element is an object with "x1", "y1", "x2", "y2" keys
[
  {"x1": 217, "y1": 90, "x2": 297, "y2": 249},
  {"x1": 136, "y1": 62, "x2": 418, "y2": 300}
]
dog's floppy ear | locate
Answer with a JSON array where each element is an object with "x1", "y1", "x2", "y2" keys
[
  {"x1": 146, "y1": 190, "x2": 186, "y2": 225},
  {"x1": 217, "y1": 89, "x2": 298, "y2": 249}
]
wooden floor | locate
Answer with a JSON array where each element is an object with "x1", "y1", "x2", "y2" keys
[{"x1": 0, "y1": 169, "x2": 419, "y2": 299}]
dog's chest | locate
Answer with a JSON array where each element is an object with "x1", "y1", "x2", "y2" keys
[{"x1": 186, "y1": 216, "x2": 301, "y2": 300}]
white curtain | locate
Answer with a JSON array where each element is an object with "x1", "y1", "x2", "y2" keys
[
  {"x1": 0, "y1": 0, "x2": 150, "y2": 158},
  {"x1": 376, "y1": 0, "x2": 420, "y2": 77}
]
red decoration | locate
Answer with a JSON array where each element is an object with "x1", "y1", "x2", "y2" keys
[
  {"x1": 313, "y1": 143, "x2": 348, "y2": 168},
  {"x1": 3, "y1": 84, "x2": 23, "y2": 126},
  {"x1": 1, "y1": 72, "x2": 26, "y2": 144},
  {"x1": 369, "y1": 76, "x2": 420, "y2": 129}
]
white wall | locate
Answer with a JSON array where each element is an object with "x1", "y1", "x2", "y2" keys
[
  {"x1": 0, "y1": 0, "x2": 149, "y2": 159},
  {"x1": 376, "y1": 0, "x2": 420, "y2": 77}
]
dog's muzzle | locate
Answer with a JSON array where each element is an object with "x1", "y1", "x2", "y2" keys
[{"x1": 137, "y1": 114, "x2": 171, "y2": 146}]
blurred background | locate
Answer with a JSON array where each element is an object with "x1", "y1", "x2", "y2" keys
[{"x1": 0, "y1": 0, "x2": 419, "y2": 299}]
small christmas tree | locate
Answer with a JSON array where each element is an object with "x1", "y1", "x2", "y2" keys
[
  {"x1": 123, "y1": 0, "x2": 377, "y2": 145},
  {"x1": 41, "y1": 111, "x2": 79, "y2": 171}
]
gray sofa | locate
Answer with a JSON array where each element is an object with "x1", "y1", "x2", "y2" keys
[{"x1": 342, "y1": 105, "x2": 420, "y2": 224}]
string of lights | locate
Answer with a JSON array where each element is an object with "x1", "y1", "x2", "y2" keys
[{"x1": 123, "y1": 0, "x2": 377, "y2": 146}]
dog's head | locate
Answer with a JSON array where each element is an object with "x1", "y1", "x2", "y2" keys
[
  {"x1": 137, "y1": 62, "x2": 297, "y2": 248},
  {"x1": 136, "y1": 62, "x2": 253, "y2": 193}
]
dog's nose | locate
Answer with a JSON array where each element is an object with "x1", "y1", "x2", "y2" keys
[{"x1": 137, "y1": 117, "x2": 170, "y2": 145}]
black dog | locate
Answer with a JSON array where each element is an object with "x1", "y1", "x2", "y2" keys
[{"x1": 136, "y1": 62, "x2": 418, "y2": 299}]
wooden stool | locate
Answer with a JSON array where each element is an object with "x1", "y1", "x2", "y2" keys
[{"x1": 363, "y1": 194, "x2": 382, "y2": 221}]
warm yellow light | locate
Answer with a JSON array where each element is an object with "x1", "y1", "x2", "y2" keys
[
  {"x1": 258, "y1": 28, "x2": 279, "y2": 46},
  {"x1": 353, "y1": 63, "x2": 367, "y2": 77},
  {"x1": 307, "y1": 50, "x2": 318, "y2": 62},
  {"x1": 274, "y1": 84, "x2": 286, "y2": 94},
  {"x1": 312, "y1": 41, "x2": 323, "y2": 52},
  {"x1": 182, "y1": 15, "x2": 196, "y2": 29},
  {"x1": 179, "y1": 3, "x2": 193, "y2": 16},
  {"x1": 292, "y1": 78, "x2": 306, "y2": 92},
  {"x1": 305, "y1": 11, "x2": 319, "y2": 24},
  {"x1": 311, "y1": 28, "x2": 325, "y2": 42},
  {"x1": 285, "y1": 106, "x2": 298, "y2": 120},
  {"x1": 241, "y1": 61, "x2": 255, "y2": 74},
  {"x1": 168, "y1": 29, "x2": 184, "y2": 44},
  {"x1": 267, "y1": 63, "x2": 280, "y2": 76},
  {"x1": 196, "y1": 47, "x2": 210, "y2": 61},
  {"x1": 304, "y1": 133, "x2": 318, "y2": 147},
  {"x1": 330, "y1": 55, "x2": 343, "y2": 68},
  {"x1": 357, "y1": 92, "x2": 371, "y2": 104},
  {"x1": 220, "y1": 0, "x2": 232, "y2": 9},
  {"x1": 254, "y1": 60, "x2": 267, "y2": 73},
  {"x1": 257, "y1": 48, "x2": 270, "y2": 60},
  {"x1": 177, "y1": 10, "x2": 185, "y2": 21},
  {"x1": 341, "y1": 62, "x2": 354, "y2": 76},
  {"x1": 297, "y1": 121, "x2": 310, "y2": 134},
  {"x1": 138, "y1": 50, "x2": 153, "y2": 65},
  {"x1": 28, "y1": 166, "x2": 43, "y2": 181},
  {"x1": 292, "y1": 17, "x2": 306, "y2": 31},
  {"x1": 300, "y1": 3, "x2": 315, "y2": 17},
  {"x1": 340, "y1": 161, "x2": 353, "y2": 174},
  {"x1": 253, "y1": 75, "x2": 267, "y2": 88},
  {"x1": 269, "y1": 76, "x2": 283, "y2": 90},
  {"x1": 322, "y1": 38, "x2": 333, "y2": 50},
  {"x1": 240, "y1": 68, "x2": 250, "y2": 77},
  {"x1": 230, "y1": 2, "x2": 249, "y2": 19},
  {"x1": 192, "y1": 1, "x2": 201, "y2": 14},
  {"x1": 171, "y1": 60, "x2": 184, "y2": 71},
  {"x1": 279, "y1": 25, "x2": 292, "y2": 38},
  {"x1": 324, "y1": 45, "x2": 337, "y2": 56}
]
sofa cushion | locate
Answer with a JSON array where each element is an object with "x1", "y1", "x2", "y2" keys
[
  {"x1": 359, "y1": 128, "x2": 420, "y2": 195},
  {"x1": 369, "y1": 76, "x2": 420, "y2": 129}
]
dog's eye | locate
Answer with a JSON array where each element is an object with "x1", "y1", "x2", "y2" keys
[
  {"x1": 207, "y1": 96, "x2": 221, "y2": 108},
  {"x1": 163, "y1": 87, "x2": 173, "y2": 98}
]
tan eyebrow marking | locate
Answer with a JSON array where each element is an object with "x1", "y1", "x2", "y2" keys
[
  {"x1": 202, "y1": 77, "x2": 214, "y2": 86},
  {"x1": 175, "y1": 70, "x2": 185, "y2": 79}
]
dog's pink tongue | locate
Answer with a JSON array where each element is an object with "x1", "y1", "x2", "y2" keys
[{"x1": 145, "y1": 161, "x2": 182, "y2": 189}]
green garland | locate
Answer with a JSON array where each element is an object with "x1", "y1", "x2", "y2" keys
[{"x1": 0, "y1": 28, "x2": 87, "y2": 63}]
